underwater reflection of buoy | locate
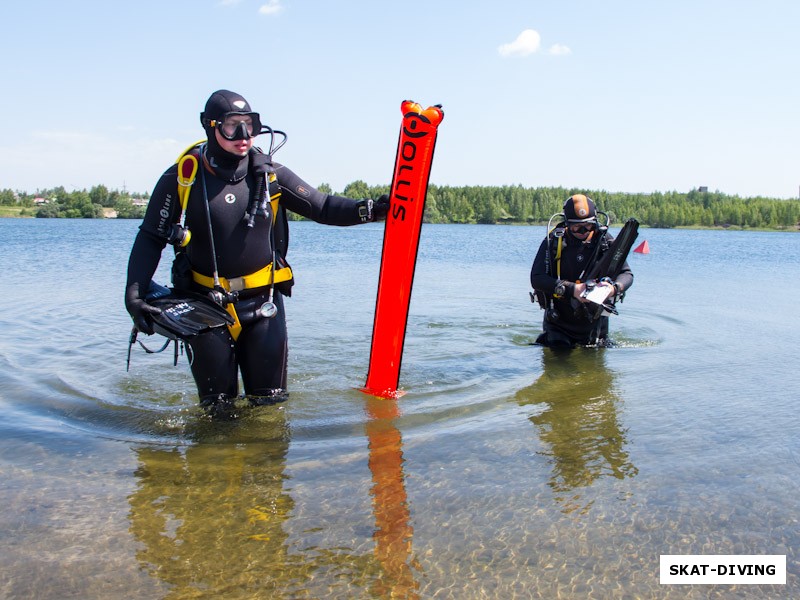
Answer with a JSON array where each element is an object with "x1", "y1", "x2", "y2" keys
[
  {"x1": 634, "y1": 240, "x2": 650, "y2": 254},
  {"x1": 365, "y1": 398, "x2": 420, "y2": 598}
]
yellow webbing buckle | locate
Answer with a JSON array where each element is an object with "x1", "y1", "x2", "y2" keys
[{"x1": 191, "y1": 263, "x2": 293, "y2": 292}]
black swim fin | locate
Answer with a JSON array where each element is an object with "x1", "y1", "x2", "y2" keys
[
  {"x1": 145, "y1": 282, "x2": 234, "y2": 341},
  {"x1": 585, "y1": 218, "x2": 639, "y2": 282}
]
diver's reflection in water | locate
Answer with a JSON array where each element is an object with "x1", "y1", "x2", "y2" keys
[
  {"x1": 516, "y1": 348, "x2": 638, "y2": 513},
  {"x1": 127, "y1": 411, "x2": 304, "y2": 598},
  {"x1": 364, "y1": 397, "x2": 421, "y2": 600},
  {"x1": 128, "y1": 404, "x2": 421, "y2": 597}
]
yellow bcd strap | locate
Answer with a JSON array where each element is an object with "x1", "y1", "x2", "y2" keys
[
  {"x1": 176, "y1": 142, "x2": 203, "y2": 212},
  {"x1": 176, "y1": 139, "x2": 206, "y2": 161},
  {"x1": 555, "y1": 235, "x2": 563, "y2": 280},
  {"x1": 177, "y1": 154, "x2": 198, "y2": 211},
  {"x1": 225, "y1": 304, "x2": 243, "y2": 341},
  {"x1": 191, "y1": 262, "x2": 293, "y2": 292},
  {"x1": 267, "y1": 171, "x2": 280, "y2": 225},
  {"x1": 174, "y1": 142, "x2": 287, "y2": 340},
  {"x1": 170, "y1": 141, "x2": 205, "y2": 247},
  {"x1": 191, "y1": 262, "x2": 293, "y2": 342}
]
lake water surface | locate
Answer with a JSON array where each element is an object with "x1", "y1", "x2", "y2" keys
[{"x1": 0, "y1": 218, "x2": 798, "y2": 599}]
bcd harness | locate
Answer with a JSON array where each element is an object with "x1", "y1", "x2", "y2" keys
[
  {"x1": 550, "y1": 230, "x2": 605, "y2": 285},
  {"x1": 532, "y1": 221, "x2": 610, "y2": 317},
  {"x1": 532, "y1": 215, "x2": 639, "y2": 319},
  {"x1": 173, "y1": 140, "x2": 293, "y2": 340}
]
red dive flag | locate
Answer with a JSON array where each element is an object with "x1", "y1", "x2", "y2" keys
[
  {"x1": 634, "y1": 240, "x2": 650, "y2": 254},
  {"x1": 362, "y1": 101, "x2": 444, "y2": 399}
]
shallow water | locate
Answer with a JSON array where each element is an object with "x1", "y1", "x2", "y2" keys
[{"x1": 0, "y1": 218, "x2": 797, "y2": 598}]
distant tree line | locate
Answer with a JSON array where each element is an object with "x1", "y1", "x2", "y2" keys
[
  {"x1": 0, "y1": 185, "x2": 146, "y2": 219},
  {"x1": 3, "y1": 183, "x2": 799, "y2": 229},
  {"x1": 333, "y1": 181, "x2": 800, "y2": 230}
]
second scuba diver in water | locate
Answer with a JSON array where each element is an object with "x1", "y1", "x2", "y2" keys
[
  {"x1": 125, "y1": 89, "x2": 389, "y2": 413},
  {"x1": 530, "y1": 194, "x2": 634, "y2": 348}
]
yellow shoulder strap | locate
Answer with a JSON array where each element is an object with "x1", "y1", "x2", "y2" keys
[
  {"x1": 175, "y1": 139, "x2": 206, "y2": 163},
  {"x1": 175, "y1": 140, "x2": 205, "y2": 212},
  {"x1": 555, "y1": 236, "x2": 564, "y2": 280},
  {"x1": 268, "y1": 171, "x2": 280, "y2": 224},
  {"x1": 174, "y1": 143, "x2": 282, "y2": 228}
]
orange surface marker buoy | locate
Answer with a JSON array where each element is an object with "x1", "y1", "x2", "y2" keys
[
  {"x1": 634, "y1": 240, "x2": 650, "y2": 254},
  {"x1": 362, "y1": 101, "x2": 444, "y2": 399}
]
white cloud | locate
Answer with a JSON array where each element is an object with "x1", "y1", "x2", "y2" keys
[
  {"x1": 498, "y1": 29, "x2": 541, "y2": 58},
  {"x1": 259, "y1": 0, "x2": 283, "y2": 16},
  {"x1": 548, "y1": 43, "x2": 572, "y2": 56}
]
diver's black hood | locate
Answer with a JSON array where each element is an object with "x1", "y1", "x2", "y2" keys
[{"x1": 200, "y1": 89, "x2": 253, "y2": 180}]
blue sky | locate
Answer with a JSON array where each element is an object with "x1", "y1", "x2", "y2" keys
[{"x1": 2, "y1": 0, "x2": 798, "y2": 199}]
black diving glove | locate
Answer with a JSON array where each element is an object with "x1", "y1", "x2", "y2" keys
[
  {"x1": 357, "y1": 194, "x2": 390, "y2": 223},
  {"x1": 125, "y1": 282, "x2": 161, "y2": 335},
  {"x1": 373, "y1": 194, "x2": 390, "y2": 221}
]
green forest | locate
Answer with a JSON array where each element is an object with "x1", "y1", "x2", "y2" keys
[
  {"x1": 1, "y1": 186, "x2": 146, "y2": 219},
  {"x1": 3, "y1": 182, "x2": 799, "y2": 230},
  {"x1": 332, "y1": 181, "x2": 800, "y2": 230}
]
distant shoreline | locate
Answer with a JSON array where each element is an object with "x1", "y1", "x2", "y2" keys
[
  {"x1": 1, "y1": 209, "x2": 796, "y2": 232},
  {"x1": 7, "y1": 183, "x2": 800, "y2": 229}
]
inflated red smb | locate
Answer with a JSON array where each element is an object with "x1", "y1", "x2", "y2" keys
[{"x1": 363, "y1": 101, "x2": 444, "y2": 398}]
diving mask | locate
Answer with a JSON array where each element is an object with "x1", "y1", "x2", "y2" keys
[
  {"x1": 203, "y1": 112, "x2": 262, "y2": 140},
  {"x1": 568, "y1": 223, "x2": 596, "y2": 235}
]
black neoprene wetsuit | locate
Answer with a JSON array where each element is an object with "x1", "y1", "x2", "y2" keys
[
  {"x1": 126, "y1": 146, "x2": 372, "y2": 403},
  {"x1": 530, "y1": 230, "x2": 634, "y2": 347}
]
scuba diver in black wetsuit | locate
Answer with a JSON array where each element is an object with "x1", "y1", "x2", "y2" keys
[
  {"x1": 530, "y1": 194, "x2": 634, "y2": 348},
  {"x1": 125, "y1": 89, "x2": 389, "y2": 413}
]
